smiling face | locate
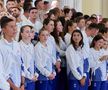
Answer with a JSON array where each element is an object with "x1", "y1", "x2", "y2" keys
[
  {"x1": 102, "y1": 40, "x2": 108, "y2": 49},
  {"x1": 10, "y1": 7, "x2": 21, "y2": 18},
  {"x1": 94, "y1": 39, "x2": 104, "y2": 49}
]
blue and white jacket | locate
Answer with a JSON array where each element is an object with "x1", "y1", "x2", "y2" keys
[
  {"x1": 90, "y1": 48, "x2": 107, "y2": 81},
  {"x1": 66, "y1": 45, "x2": 89, "y2": 80},
  {"x1": 34, "y1": 42, "x2": 56, "y2": 80}
]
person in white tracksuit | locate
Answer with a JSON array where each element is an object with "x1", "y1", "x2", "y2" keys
[
  {"x1": 0, "y1": 16, "x2": 25, "y2": 90},
  {"x1": 0, "y1": 55, "x2": 10, "y2": 90},
  {"x1": 19, "y1": 25, "x2": 39, "y2": 90},
  {"x1": 43, "y1": 18, "x2": 61, "y2": 90},
  {"x1": 101, "y1": 40, "x2": 108, "y2": 89},
  {"x1": 35, "y1": 29, "x2": 56, "y2": 90},
  {"x1": 66, "y1": 30, "x2": 89, "y2": 90},
  {"x1": 90, "y1": 34, "x2": 108, "y2": 90}
]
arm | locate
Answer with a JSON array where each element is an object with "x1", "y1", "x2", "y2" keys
[
  {"x1": 66, "y1": 46, "x2": 83, "y2": 80},
  {"x1": 7, "y1": 79, "x2": 19, "y2": 90},
  {"x1": 0, "y1": 51, "x2": 10, "y2": 90},
  {"x1": 20, "y1": 76, "x2": 25, "y2": 90},
  {"x1": 34, "y1": 48, "x2": 52, "y2": 77}
]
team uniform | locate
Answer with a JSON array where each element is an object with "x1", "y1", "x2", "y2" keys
[
  {"x1": 47, "y1": 35, "x2": 61, "y2": 90},
  {"x1": 0, "y1": 54, "x2": 10, "y2": 90},
  {"x1": 102, "y1": 48, "x2": 108, "y2": 89},
  {"x1": 0, "y1": 38, "x2": 25, "y2": 89},
  {"x1": 19, "y1": 40, "x2": 39, "y2": 90},
  {"x1": 35, "y1": 41, "x2": 56, "y2": 90},
  {"x1": 90, "y1": 48, "x2": 107, "y2": 90},
  {"x1": 66, "y1": 45, "x2": 89, "y2": 90},
  {"x1": 56, "y1": 37, "x2": 67, "y2": 90}
]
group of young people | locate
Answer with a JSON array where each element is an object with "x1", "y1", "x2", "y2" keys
[{"x1": 0, "y1": 0, "x2": 108, "y2": 90}]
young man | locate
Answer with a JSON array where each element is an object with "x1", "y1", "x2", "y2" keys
[
  {"x1": 0, "y1": 16, "x2": 25, "y2": 90},
  {"x1": 6, "y1": 0, "x2": 17, "y2": 13},
  {"x1": 28, "y1": 7, "x2": 43, "y2": 33}
]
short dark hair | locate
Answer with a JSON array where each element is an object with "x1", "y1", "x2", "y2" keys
[
  {"x1": 6, "y1": 0, "x2": 16, "y2": 4},
  {"x1": 89, "y1": 16, "x2": 97, "y2": 20},
  {"x1": 44, "y1": 1, "x2": 49, "y2": 5},
  {"x1": 29, "y1": 7, "x2": 37, "y2": 13},
  {"x1": 23, "y1": 3, "x2": 32, "y2": 12},
  {"x1": 75, "y1": 16, "x2": 84, "y2": 23},
  {"x1": 0, "y1": 16, "x2": 14, "y2": 28},
  {"x1": 63, "y1": 8, "x2": 71, "y2": 15},
  {"x1": 99, "y1": 27, "x2": 108, "y2": 34},
  {"x1": 75, "y1": 12, "x2": 83, "y2": 18},
  {"x1": 10, "y1": 6, "x2": 21, "y2": 11},
  {"x1": 88, "y1": 23, "x2": 99, "y2": 30},
  {"x1": 34, "y1": 0, "x2": 42, "y2": 7}
]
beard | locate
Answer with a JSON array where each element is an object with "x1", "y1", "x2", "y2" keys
[{"x1": 12, "y1": 13, "x2": 20, "y2": 18}]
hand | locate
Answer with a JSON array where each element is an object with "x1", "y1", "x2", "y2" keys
[
  {"x1": 80, "y1": 76, "x2": 86, "y2": 86},
  {"x1": 89, "y1": 79, "x2": 91, "y2": 86},
  {"x1": 32, "y1": 75, "x2": 38, "y2": 81},
  {"x1": 99, "y1": 55, "x2": 108, "y2": 61},
  {"x1": 13, "y1": 86, "x2": 20, "y2": 90},
  {"x1": 48, "y1": 73, "x2": 55, "y2": 80},
  {"x1": 55, "y1": 61, "x2": 61, "y2": 73},
  {"x1": 20, "y1": 85, "x2": 24, "y2": 90}
]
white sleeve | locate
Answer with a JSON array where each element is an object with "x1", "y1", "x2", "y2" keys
[
  {"x1": 89, "y1": 50, "x2": 102, "y2": 69},
  {"x1": 20, "y1": 58, "x2": 34, "y2": 80},
  {"x1": 66, "y1": 46, "x2": 83, "y2": 80},
  {"x1": 34, "y1": 47, "x2": 51, "y2": 77},
  {"x1": 0, "y1": 74, "x2": 10, "y2": 90},
  {"x1": 56, "y1": 45, "x2": 65, "y2": 56},
  {"x1": 0, "y1": 52, "x2": 10, "y2": 90},
  {"x1": 64, "y1": 35, "x2": 70, "y2": 46}
]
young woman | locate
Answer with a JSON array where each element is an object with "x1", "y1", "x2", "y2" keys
[
  {"x1": 59, "y1": 8, "x2": 73, "y2": 27},
  {"x1": 64, "y1": 20, "x2": 77, "y2": 46},
  {"x1": 51, "y1": 19, "x2": 67, "y2": 90},
  {"x1": 19, "y1": 25, "x2": 38, "y2": 90},
  {"x1": 35, "y1": 29, "x2": 56, "y2": 90},
  {"x1": 66, "y1": 30, "x2": 89, "y2": 90},
  {"x1": 90, "y1": 34, "x2": 108, "y2": 90},
  {"x1": 43, "y1": 18, "x2": 61, "y2": 90},
  {"x1": 51, "y1": 19, "x2": 66, "y2": 65},
  {"x1": 43, "y1": 18, "x2": 61, "y2": 73}
]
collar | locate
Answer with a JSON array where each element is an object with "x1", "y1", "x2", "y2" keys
[{"x1": 2, "y1": 38, "x2": 14, "y2": 46}]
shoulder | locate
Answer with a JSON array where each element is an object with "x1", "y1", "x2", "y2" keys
[
  {"x1": 65, "y1": 33, "x2": 71, "y2": 38},
  {"x1": 14, "y1": 41, "x2": 20, "y2": 47},
  {"x1": 35, "y1": 42, "x2": 42, "y2": 49},
  {"x1": 66, "y1": 45, "x2": 74, "y2": 52}
]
